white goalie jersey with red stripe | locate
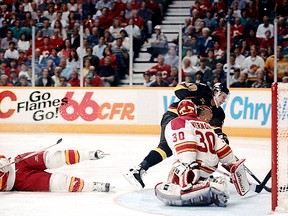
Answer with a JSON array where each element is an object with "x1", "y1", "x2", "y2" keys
[{"x1": 165, "y1": 115, "x2": 236, "y2": 178}]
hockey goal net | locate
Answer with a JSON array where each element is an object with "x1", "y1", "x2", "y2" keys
[{"x1": 271, "y1": 82, "x2": 288, "y2": 212}]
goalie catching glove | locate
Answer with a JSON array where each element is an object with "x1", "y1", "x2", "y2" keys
[{"x1": 174, "y1": 161, "x2": 200, "y2": 191}]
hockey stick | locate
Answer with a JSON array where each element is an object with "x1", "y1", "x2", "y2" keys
[
  {"x1": 252, "y1": 170, "x2": 271, "y2": 193},
  {"x1": 234, "y1": 156, "x2": 271, "y2": 193},
  {"x1": 0, "y1": 138, "x2": 63, "y2": 169}
]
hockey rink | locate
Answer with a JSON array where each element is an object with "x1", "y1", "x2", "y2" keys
[{"x1": 0, "y1": 133, "x2": 283, "y2": 216}]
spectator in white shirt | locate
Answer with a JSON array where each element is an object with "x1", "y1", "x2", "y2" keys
[
  {"x1": 233, "y1": 44, "x2": 245, "y2": 68},
  {"x1": 17, "y1": 33, "x2": 30, "y2": 52},
  {"x1": 4, "y1": 41, "x2": 19, "y2": 60},
  {"x1": 256, "y1": 16, "x2": 274, "y2": 39}
]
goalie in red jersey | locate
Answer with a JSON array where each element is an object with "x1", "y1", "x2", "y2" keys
[
  {"x1": 124, "y1": 82, "x2": 230, "y2": 189},
  {"x1": 155, "y1": 100, "x2": 250, "y2": 207},
  {"x1": 0, "y1": 149, "x2": 110, "y2": 192}
]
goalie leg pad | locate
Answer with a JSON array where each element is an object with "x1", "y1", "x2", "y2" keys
[
  {"x1": 167, "y1": 166, "x2": 179, "y2": 184},
  {"x1": 155, "y1": 180, "x2": 230, "y2": 207},
  {"x1": 230, "y1": 159, "x2": 250, "y2": 196},
  {"x1": 155, "y1": 182, "x2": 182, "y2": 206},
  {"x1": 155, "y1": 181, "x2": 214, "y2": 206},
  {"x1": 209, "y1": 176, "x2": 230, "y2": 207},
  {"x1": 181, "y1": 180, "x2": 213, "y2": 206}
]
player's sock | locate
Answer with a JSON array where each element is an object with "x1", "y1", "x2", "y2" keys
[{"x1": 143, "y1": 149, "x2": 168, "y2": 169}]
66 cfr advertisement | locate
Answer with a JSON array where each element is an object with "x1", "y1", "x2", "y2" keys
[{"x1": 0, "y1": 89, "x2": 136, "y2": 124}]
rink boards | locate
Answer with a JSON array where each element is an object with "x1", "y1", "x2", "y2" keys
[{"x1": 0, "y1": 87, "x2": 271, "y2": 138}]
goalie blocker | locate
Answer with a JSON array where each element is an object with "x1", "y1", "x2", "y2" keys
[
  {"x1": 219, "y1": 159, "x2": 250, "y2": 196},
  {"x1": 230, "y1": 159, "x2": 250, "y2": 196}
]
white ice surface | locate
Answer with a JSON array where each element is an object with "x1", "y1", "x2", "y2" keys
[{"x1": 0, "y1": 133, "x2": 284, "y2": 216}]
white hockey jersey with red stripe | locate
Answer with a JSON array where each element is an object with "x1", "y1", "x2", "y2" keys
[
  {"x1": 165, "y1": 114, "x2": 235, "y2": 178},
  {"x1": 0, "y1": 155, "x2": 15, "y2": 191}
]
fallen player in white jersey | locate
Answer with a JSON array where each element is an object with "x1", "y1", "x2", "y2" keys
[{"x1": 154, "y1": 100, "x2": 250, "y2": 207}]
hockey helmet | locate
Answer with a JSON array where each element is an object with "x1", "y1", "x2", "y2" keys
[
  {"x1": 177, "y1": 99, "x2": 198, "y2": 117},
  {"x1": 197, "y1": 105, "x2": 213, "y2": 123},
  {"x1": 212, "y1": 83, "x2": 229, "y2": 95},
  {"x1": 212, "y1": 83, "x2": 229, "y2": 107}
]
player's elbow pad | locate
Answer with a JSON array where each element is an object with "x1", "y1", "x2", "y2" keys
[{"x1": 214, "y1": 129, "x2": 229, "y2": 145}]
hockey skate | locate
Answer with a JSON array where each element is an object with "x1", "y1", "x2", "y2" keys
[
  {"x1": 89, "y1": 150, "x2": 106, "y2": 160},
  {"x1": 93, "y1": 182, "x2": 111, "y2": 192},
  {"x1": 212, "y1": 193, "x2": 228, "y2": 207},
  {"x1": 123, "y1": 165, "x2": 146, "y2": 190}
]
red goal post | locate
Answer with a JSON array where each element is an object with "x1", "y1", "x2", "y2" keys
[{"x1": 271, "y1": 82, "x2": 288, "y2": 212}]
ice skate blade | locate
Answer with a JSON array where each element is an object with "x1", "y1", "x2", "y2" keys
[{"x1": 123, "y1": 172, "x2": 144, "y2": 190}]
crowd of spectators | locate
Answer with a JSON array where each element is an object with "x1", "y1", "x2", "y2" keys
[
  {"x1": 144, "y1": 0, "x2": 288, "y2": 88},
  {"x1": 0, "y1": 0, "x2": 171, "y2": 87},
  {"x1": 0, "y1": 0, "x2": 287, "y2": 88}
]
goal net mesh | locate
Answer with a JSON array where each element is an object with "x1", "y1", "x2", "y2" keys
[{"x1": 273, "y1": 82, "x2": 288, "y2": 212}]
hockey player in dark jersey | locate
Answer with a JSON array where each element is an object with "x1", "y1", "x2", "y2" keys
[{"x1": 124, "y1": 82, "x2": 230, "y2": 189}]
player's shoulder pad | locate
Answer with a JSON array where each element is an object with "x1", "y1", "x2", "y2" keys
[
  {"x1": 174, "y1": 82, "x2": 191, "y2": 90},
  {"x1": 186, "y1": 83, "x2": 198, "y2": 91},
  {"x1": 170, "y1": 116, "x2": 187, "y2": 131},
  {"x1": 174, "y1": 82, "x2": 198, "y2": 92}
]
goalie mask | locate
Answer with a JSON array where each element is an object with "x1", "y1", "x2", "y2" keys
[
  {"x1": 177, "y1": 99, "x2": 197, "y2": 117},
  {"x1": 212, "y1": 83, "x2": 229, "y2": 108}
]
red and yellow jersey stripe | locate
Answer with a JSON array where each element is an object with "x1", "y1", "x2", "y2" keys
[
  {"x1": 69, "y1": 177, "x2": 84, "y2": 192},
  {"x1": 65, "y1": 150, "x2": 80, "y2": 165},
  {"x1": 197, "y1": 160, "x2": 216, "y2": 175},
  {"x1": 175, "y1": 141, "x2": 197, "y2": 154},
  {"x1": 216, "y1": 144, "x2": 232, "y2": 159}
]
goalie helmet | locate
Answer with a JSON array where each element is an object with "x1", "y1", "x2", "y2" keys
[{"x1": 177, "y1": 99, "x2": 197, "y2": 117}]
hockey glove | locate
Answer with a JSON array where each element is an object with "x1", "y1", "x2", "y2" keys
[
  {"x1": 218, "y1": 133, "x2": 229, "y2": 145},
  {"x1": 214, "y1": 128, "x2": 229, "y2": 145},
  {"x1": 175, "y1": 161, "x2": 200, "y2": 191}
]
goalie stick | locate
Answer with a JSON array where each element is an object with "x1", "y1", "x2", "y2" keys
[{"x1": 0, "y1": 138, "x2": 63, "y2": 170}]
